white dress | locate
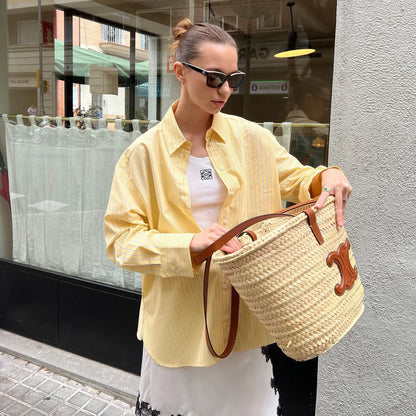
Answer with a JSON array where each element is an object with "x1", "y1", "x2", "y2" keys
[
  {"x1": 136, "y1": 156, "x2": 278, "y2": 415},
  {"x1": 137, "y1": 347, "x2": 277, "y2": 416}
]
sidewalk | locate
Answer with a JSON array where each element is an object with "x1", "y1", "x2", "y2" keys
[{"x1": 0, "y1": 329, "x2": 139, "y2": 415}]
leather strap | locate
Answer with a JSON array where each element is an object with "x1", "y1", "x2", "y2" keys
[
  {"x1": 304, "y1": 208, "x2": 324, "y2": 245},
  {"x1": 194, "y1": 211, "x2": 292, "y2": 265},
  {"x1": 203, "y1": 257, "x2": 240, "y2": 358},
  {"x1": 195, "y1": 198, "x2": 322, "y2": 358}
]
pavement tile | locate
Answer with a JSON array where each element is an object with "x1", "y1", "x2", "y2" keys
[
  {"x1": 0, "y1": 376, "x2": 15, "y2": 392},
  {"x1": 22, "y1": 410, "x2": 46, "y2": 416},
  {"x1": 100, "y1": 404, "x2": 127, "y2": 416},
  {"x1": 51, "y1": 385, "x2": 77, "y2": 401},
  {"x1": 69, "y1": 391, "x2": 93, "y2": 407},
  {"x1": 66, "y1": 379, "x2": 84, "y2": 389},
  {"x1": 0, "y1": 356, "x2": 14, "y2": 374},
  {"x1": 0, "y1": 395, "x2": 14, "y2": 411},
  {"x1": 50, "y1": 403, "x2": 79, "y2": 416},
  {"x1": 10, "y1": 357, "x2": 27, "y2": 368},
  {"x1": 34, "y1": 396, "x2": 61, "y2": 413},
  {"x1": 38, "y1": 368, "x2": 54, "y2": 378},
  {"x1": 97, "y1": 392, "x2": 113, "y2": 402},
  {"x1": 2, "y1": 401, "x2": 31, "y2": 416},
  {"x1": 37, "y1": 379, "x2": 60, "y2": 394},
  {"x1": 23, "y1": 374, "x2": 47, "y2": 388},
  {"x1": 6, "y1": 384, "x2": 32, "y2": 401},
  {"x1": 24, "y1": 363, "x2": 39, "y2": 372},
  {"x1": 8, "y1": 368, "x2": 32, "y2": 382},
  {"x1": 0, "y1": 351, "x2": 136, "y2": 416},
  {"x1": 83, "y1": 397, "x2": 107, "y2": 414},
  {"x1": 50, "y1": 373, "x2": 69, "y2": 383},
  {"x1": 84, "y1": 385, "x2": 99, "y2": 395},
  {"x1": 0, "y1": 364, "x2": 19, "y2": 377},
  {"x1": 20, "y1": 389, "x2": 44, "y2": 406}
]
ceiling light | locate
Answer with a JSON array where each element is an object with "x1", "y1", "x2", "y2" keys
[{"x1": 274, "y1": 2, "x2": 316, "y2": 59}]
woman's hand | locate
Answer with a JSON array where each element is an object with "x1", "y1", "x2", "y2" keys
[
  {"x1": 190, "y1": 223, "x2": 241, "y2": 256},
  {"x1": 314, "y1": 168, "x2": 352, "y2": 227}
]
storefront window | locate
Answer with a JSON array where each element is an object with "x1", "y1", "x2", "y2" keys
[{"x1": 3, "y1": 0, "x2": 336, "y2": 291}]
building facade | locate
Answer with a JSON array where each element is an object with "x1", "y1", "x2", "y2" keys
[{"x1": 0, "y1": 1, "x2": 415, "y2": 415}]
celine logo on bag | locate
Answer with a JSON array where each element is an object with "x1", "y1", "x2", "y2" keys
[{"x1": 327, "y1": 238, "x2": 358, "y2": 296}]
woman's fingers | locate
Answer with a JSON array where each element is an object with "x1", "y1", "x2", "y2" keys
[
  {"x1": 314, "y1": 169, "x2": 352, "y2": 226},
  {"x1": 190, "y1": 224, "x2": 241, "y2": 254}
]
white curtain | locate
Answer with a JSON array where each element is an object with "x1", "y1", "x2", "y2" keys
[{"x1": 2, "y1": 114, "x2": 145, "y2": 292}]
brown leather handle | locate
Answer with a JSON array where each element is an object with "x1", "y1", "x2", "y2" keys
[
  {"x1": 200, "y1": 212, "x2": 295, "y2": 358},
  {"x1": 198, "y1": 198, "x2": 323, "y2": 358},
  {"x1": 203, "y1": 257, "x2": 240, "y2": 358},
  {"x1": 194, "y1": 212, "x2": 293, "y2": 265},
  {"x1": 304, "y1": 208, "x2": 324, "y2": 245}
]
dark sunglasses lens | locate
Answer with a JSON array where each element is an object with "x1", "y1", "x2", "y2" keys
[
  {"x1": 206, "y1": 73, "x2": 226, "y2": 88},
  {"x1": 205, "y1": 71, "x2": 245, "y2": 89},
  {"x1": 228, "y1": 73, "x2": 244, "y2": 88}
]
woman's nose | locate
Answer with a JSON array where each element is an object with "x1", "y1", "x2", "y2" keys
[{"x1": 218, "y1": 80, "x2": 233, "y2": 95}]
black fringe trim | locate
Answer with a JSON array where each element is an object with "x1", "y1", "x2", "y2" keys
[{"x1": 135, "y1": 396, "x2": 183, "y2": 416}]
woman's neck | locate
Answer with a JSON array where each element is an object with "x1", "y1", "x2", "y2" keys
[{"x1": 174, "y1": 99, "x2": 213, "y2": 157}]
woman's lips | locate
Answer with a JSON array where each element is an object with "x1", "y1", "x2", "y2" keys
[{"x1": 211, "y1": 100, "x2": 226, "y2": 108}]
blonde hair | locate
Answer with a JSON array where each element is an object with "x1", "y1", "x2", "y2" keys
[{"x1": 170, "y1": 18, "x2": 237, "y2": 62}]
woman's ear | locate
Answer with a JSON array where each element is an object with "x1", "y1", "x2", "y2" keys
[{"x1": 173, "y1": 61, "x2": 185, "y2": 84}]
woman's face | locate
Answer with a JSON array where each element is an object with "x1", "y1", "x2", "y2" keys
[{"x1": 180, "y1": 41, "x2": 239, "y2": 115}]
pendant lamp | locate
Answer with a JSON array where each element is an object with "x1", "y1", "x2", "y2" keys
[{"x1": 275, "y1": 2, "x2": 316, "y2": 58}]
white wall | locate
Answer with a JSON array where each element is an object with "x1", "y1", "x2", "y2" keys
[
  {"x1": 80, "y1": 84, "x2": 126, "y2": 118},
  {"x1": 317, "y1": 1, "x2": 416, "y2": 415}
]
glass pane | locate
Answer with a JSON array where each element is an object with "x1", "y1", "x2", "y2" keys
[{"x1": 4, "y1": 0, "x2": 336, "y2": 291}]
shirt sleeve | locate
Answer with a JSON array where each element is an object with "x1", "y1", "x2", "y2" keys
[
  {"x1": 104, "y1": 154, "x2": 196, "y2": 278},
  {"x1": 270, "y1": 132, "x2": 327, "y2": 202}
]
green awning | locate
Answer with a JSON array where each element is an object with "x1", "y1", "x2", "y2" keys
[{"x1": 54, "y1": 39, "x2": 148, "y2": 84}]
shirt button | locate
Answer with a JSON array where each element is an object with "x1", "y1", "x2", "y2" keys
[
  {"x1": 222, "y1": 281, "x2": 228, "y2": 289},
  {"x1": 222, "y1": 219, "x2": 228, "y2": 226}
]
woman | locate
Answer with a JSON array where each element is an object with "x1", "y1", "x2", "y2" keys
[{"x1": 104, "y1": 18, "x2": 352, "y2": 416}]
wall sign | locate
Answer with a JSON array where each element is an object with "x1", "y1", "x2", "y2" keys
[
  {"x1": 9, "y1": 76, "x2": 37, "y2": 88},
  {"x1": 249, "y1": 80, "x2": 289, "y2": 95}
]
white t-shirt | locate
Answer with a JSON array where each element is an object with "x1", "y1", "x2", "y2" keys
[{"x1": 186, "y1": 155, "x2": 227, "y2": 229}]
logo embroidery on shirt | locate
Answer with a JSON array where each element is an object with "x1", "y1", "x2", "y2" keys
[{"x1": 200, "y1": 168, "x2": 213, "y2": 180}]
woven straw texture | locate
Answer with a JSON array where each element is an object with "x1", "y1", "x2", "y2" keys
[{"x1": 213, "y1": 197, "x2": 364, "y2": 361}]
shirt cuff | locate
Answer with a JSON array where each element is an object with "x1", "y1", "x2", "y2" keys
[
  {"x1": 308, "y1": 166, "x2": 341, "y2": 198},
  {"x1": 160, "y1": 233, "x2": 196, "y2": 278}
]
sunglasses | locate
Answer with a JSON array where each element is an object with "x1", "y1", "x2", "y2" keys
[{"x1": 181, "y1": 62, "x2": 245, "y2": 89}]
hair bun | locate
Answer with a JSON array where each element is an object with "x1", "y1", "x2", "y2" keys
[
  {"x1": 170, "y1": 18, "x2": 236, "y2": 62},
  {"x1": 172, "y1": 18, "x2": 193, "y2": 43}
]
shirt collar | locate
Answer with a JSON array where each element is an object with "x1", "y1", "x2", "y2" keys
[
  {"x1": 210, "y1": 112, "x2": 227, "y2": 143},
  {"x1": 162, "y1": 101, "x2": 189, "y2": 156}
]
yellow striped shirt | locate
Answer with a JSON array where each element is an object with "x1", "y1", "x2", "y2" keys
[{"x1": 104, "y1": 101, "x2": 327, "y2": 367}]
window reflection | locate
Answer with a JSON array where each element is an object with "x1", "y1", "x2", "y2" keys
[{"x1": 5, "y1": 0, "x2": 336, "y2": 288}]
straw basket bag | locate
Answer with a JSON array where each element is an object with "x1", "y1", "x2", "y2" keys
[{"x1": 194, "y1": 196, "x2": 364, "y2": 362}]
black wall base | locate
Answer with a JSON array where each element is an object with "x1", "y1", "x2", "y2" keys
[{"x1": 0, "y1": 259, "x2": 142, "y2": 375}]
